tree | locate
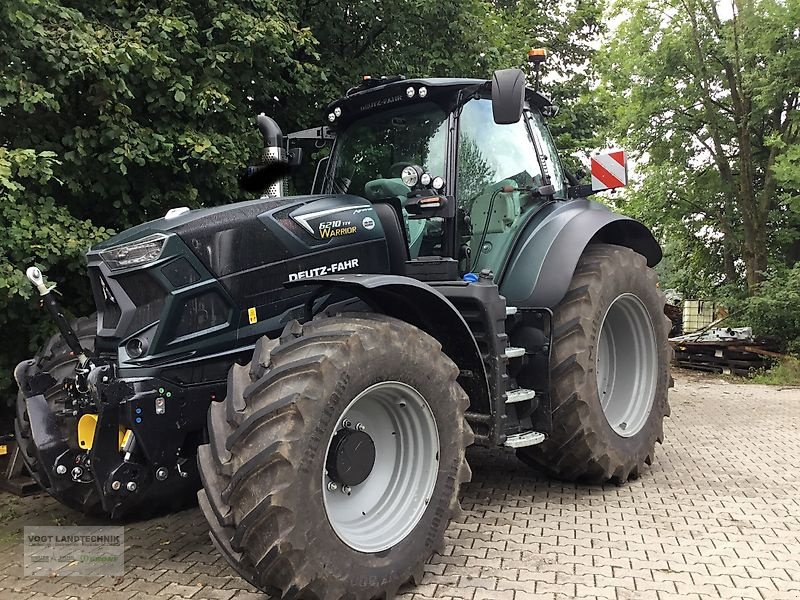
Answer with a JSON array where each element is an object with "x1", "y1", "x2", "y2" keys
[
  {"x1": 0, "y1": 0, "x2": 319, "y2": 391},
  {"x1": 601, "y1": 0, "x2": 800, "y2": 291},
  {"x1": 290, "y1": 0, "x2": 607, "y2": 159}
]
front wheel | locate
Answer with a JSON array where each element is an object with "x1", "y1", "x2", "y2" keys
[
  {"x1": 198, "y1": 314, "x2": 472, "y2": 599},
  {"x1": 517, "y1": 244, "x2": 671, "y2": 483},
  {"x1": 14, "y1": 315, "x2": 103, "y2": 514}
]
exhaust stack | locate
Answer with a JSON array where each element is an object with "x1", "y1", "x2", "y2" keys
[{"x1": 257, "y1": 115, "x2": 286, "y2": 197}]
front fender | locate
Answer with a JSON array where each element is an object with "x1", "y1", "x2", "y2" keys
[
  {"x1": 286, "y1": 274, "x2": 489, "y2": 408},
  {"x1": 498, "y1": 199, "x2": 661, "y2": 308}
]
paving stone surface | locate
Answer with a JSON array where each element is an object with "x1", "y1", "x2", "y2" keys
[{"x1": 1, "y1": 370, "x2": 798, "y2": 599}]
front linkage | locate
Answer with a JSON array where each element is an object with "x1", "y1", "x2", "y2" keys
[{"x1": 15, "y1": 268, "x2": 213, "y2": 517}]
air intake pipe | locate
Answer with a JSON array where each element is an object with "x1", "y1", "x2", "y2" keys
[{"x1": 257, "y1": 115, "x2": 286, "y2": 197}]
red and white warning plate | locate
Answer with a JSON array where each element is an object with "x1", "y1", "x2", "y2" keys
[{"x1": 590, "y1": 150, "x2": 628, "y2": 191}]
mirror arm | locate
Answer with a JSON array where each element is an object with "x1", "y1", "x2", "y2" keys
[{"x1": 567, "y1": 184, "x2": 596, "y2": 199}]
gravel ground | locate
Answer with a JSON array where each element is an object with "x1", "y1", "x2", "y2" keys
[{"x1": 0, "y1": 369, "x2": 799, "y2": 600}]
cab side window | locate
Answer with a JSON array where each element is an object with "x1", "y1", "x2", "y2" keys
[{"x1": 527, "y1": 110, "x2": 567, "y2": 199}]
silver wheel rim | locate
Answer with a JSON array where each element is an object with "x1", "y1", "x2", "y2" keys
[
  {"x1": 595, "y1": 293, "x2": 658, "y2": 437},
  {"x1": 322, "y1": 381, "x2": 440, "y2": 553}
]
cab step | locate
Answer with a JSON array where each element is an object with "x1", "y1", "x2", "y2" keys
[
  {"x1": 504, "y1": 346, "x2": 525, "y2": 359},
  {"x1": 505, "y1": 388, "x2": 536, "y2": 404},
  {"x1": 504, "y1": 431, "x2": 546, "y2": 448}
]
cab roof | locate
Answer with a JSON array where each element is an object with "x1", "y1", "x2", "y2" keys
[{"x1": 325, "y1": 75, "x2": 553, "y2": 129}]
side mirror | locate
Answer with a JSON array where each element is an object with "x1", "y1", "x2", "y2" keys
[
  {"x1": 590, "y1": 150, "x2": 628, "y2": 191},
  {"x1": 491, "y1": 68, "x2": 526, "y2": 125}
]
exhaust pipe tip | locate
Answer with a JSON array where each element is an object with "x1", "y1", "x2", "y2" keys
[{"x1": 257, "y1": 115, "x2": 283, "y2": 148}]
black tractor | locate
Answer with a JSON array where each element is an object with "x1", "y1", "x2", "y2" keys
[{"x1": 15, "y1": 63, "x2": 670, "y2": 599}]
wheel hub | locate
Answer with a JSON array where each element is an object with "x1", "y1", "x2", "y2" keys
[
  {"x1": 595, "y1": 293, "x2": 658, "y2": 437},
  {"x1": 322, "y1": 381, "x2": 440, "y2": 553},
  {"x1": 325, "y1": 428, "x2": 376, "y2": 487}
]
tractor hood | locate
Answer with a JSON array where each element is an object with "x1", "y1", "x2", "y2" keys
[
  {"x1": 90, "y1": 196, "x2": 320, "y2": 252},
  {"x1": 88, "y1": 192, "x2": 390, "y2": 283},
  {"x1": 85, "y1": 193, "x2": 391, "y2": 361}
]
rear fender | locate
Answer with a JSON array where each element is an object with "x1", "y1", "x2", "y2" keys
[
  {"x1": 286, "y1": 274, "x2": 489, "y2": 408},
  {"x1": 499, "y1": 199, "x2": 661, "y2": 308}
]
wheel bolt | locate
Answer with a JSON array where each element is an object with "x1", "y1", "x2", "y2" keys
[
  {"x1": 111, "y1": 480, "x2": 121, "y2": 491},
  {"x1": 55, "y1": 465, "x2": 67, "y2": 475},
  {"x1": 155, "y1": 467, "x2": 169, "y2": 481},
  {"x1": 342, "y1": 419, "x2": 352, "y2": 429},
  {"x1": 126, "y1": 481, "x2": 137, "y2": 492},
  {"x1": 327, "y1": 481, "x2": 338, "y2": 492},
  {"x1": 341, "y1": 485, "x2": 351, "y2": 495},
  {"x1": 356, "y1": 422, "x2": 365, "y2": 432},
  {"x1": 71, "y1": 467, "x2": 83, "y2": 480}
]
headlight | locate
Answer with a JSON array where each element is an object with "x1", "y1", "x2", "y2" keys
[
  {"x1": 100, "y1": 234, "x2": 168, "y2": 270},
  {"x1": 401, "y1": 166, "x2": 419, "y2": 187}
]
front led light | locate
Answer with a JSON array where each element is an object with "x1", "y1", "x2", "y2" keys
[
  {"x1": 333, "y1": 107, "x2": 342, "y2": 117},
  {"x1": 420, "y1": 173, "x2": 432, "y2": 186},
  {"x1": 432, "y1": 176, "x2": 445, "y2": 191},
  {"x1": 328, "y1": 112, "x2": 336, "y2": 122},
  {"x1": 125, "y1": 337, "x2": 147, "y2": 359},
  {"x1": 418, "y1": 86, "x2": 428, "y2": 98},
  {"x1": 100, "y1": 234, "x2": 168, "y2": 270},
  {"x1": 405, "y1": 86, "x2": 415, "y2": 98},
  {"x1": 401, "y1": 166, "x2": 419, "y2": 187}
]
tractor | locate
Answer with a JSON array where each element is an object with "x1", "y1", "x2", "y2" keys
[{"x1": 14, "y1": 59, "x2": 670, "y2": 599}]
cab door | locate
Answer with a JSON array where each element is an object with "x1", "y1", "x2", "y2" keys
[{"x1": 455, "y1": 98, "x2": 560, "y2": 274}]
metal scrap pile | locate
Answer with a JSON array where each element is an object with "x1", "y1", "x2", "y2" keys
[{"x1": 670, "y1": 327, "x2": 783, "y2": 376}]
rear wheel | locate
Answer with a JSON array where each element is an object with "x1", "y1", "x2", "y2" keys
[
  {"x1": 198, "y1": 314, "x2": 472, "y2": 599},
  {"x1": 517, "y1": 244, "x2": 671, "y2": 483}
]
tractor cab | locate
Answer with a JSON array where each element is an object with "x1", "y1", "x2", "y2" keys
[{"x1": 316, "y1": 73, "x2": 568, "y2": 278}]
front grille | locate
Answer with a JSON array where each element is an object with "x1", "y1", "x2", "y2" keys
[
  {"x1": 162, "y1": 258, "x2": 201, "y2": 288},
  {"x1": 173, "y1": 291, "x2": 229, "y2": 339},
  {"x1": 114, "y1": 271, "x2": 167, "y2": 337}
]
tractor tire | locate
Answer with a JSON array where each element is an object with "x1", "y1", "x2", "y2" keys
[
  {"x1": 14, "y1": 315, "x2": 103, "y2": 514},
  {"x1": 198, "y1": 313, "x2": 472, "y2": 599},
  {"x1": 517, "y1": 244, "x2": 671, "y2": 483}
]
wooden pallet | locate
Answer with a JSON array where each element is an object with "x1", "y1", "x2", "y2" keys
[
  {"x1": 0, "y1": 438, "x2": 39, "y2": 496},
  {"x1": 671, "y1": 339, "x2": 781, "y2": 377}
]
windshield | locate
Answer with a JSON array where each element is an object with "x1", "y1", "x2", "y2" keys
[{"x1": 325, "y1": 103, "x2": 448, "y2": 198}]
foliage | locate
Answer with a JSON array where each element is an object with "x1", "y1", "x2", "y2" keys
[
  {"x1": 291, "y1": 0, "x2": 607, "y2": 159},
  {"x1": 740, "y1": 263, "x2": 800, "y2": 354},
  {"x1": 0, "y1": 148, "x2": 108, "y2": 392},
  {"x1": 600, "y1": 0, "x2": 800, "y2": 292},
  {"x1": 0, "y1": 0, "x2": 319, "y2": 401},
  {"x1": 750, "y1": 357, "x2": 800, "y2": 386}
]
